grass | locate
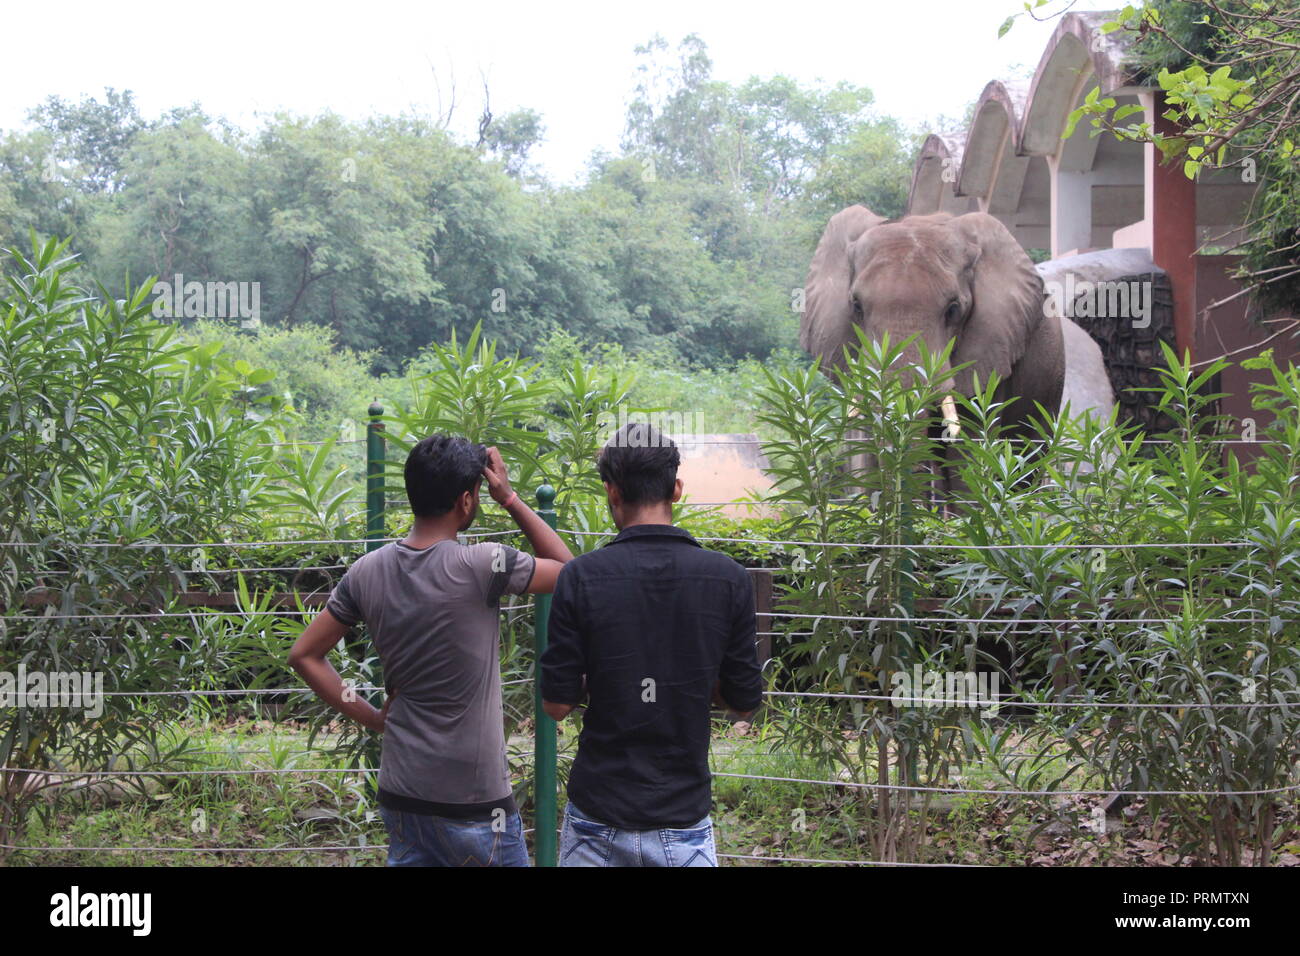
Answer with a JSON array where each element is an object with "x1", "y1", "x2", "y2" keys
[
  {"x1": 10, "y1": 719, "x2": 388, "y2": 866},
  {"x1": 6, "y1": 715, "x2": 1297, "y2": 867}
]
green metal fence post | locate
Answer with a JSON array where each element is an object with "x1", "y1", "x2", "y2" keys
[
  {"x1": 366, "y1": 402, "x2": 385, "y2": 553},
  {"x1": 533, "y1": 484, "x2": 558, "y2": 867},
  {"x1": 899, "y1": 496, "x2": 918, "y2": 789},
  {"x1": 361, "y1": 401, "x2": 388, "y2": 798}
]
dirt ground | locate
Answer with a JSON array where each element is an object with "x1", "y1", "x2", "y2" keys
[{"x1": 674, "y1": 434, "x2": 774, "y2": 518}]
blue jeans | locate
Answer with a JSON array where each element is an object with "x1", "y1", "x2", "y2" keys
[
  {"x1": 379, "y1": 805, "x2": 530, "y2": 867},
  {"x1": 559, "y1": 801, "x2": 718, "y2": 867}
]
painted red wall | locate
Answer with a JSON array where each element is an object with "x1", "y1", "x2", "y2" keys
[
  {"x1": 1151, "y1": 95, "x2": 1199, "y2": 361},
  {"x1": 1195, "y1": 255, "x2": 1300, "y2": 456}
]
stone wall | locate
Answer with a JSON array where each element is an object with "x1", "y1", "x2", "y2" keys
[{"x1": 1037, "y1": 249, "x2": 1178, "y2": 434}]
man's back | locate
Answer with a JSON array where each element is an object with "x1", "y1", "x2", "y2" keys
[
  {"x1": 292, "y1": 436, "x2": 570, "y2": 866},
  {"x1": 326, "y1": 539, "x2": 534, "y2": 809},
  {"x1": 541, "y1": 524, "x2": 763, "y2": 829}
]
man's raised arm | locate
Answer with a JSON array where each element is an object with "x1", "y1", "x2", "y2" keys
[{"x1": 481, "y1": 445, "x2": 572, "y2": 593}]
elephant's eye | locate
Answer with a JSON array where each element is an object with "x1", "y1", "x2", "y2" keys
[
  {"x1": 944, "y1": 300, "x2": 963, "y2": 325},
  {"x1": 852, "y1": 297, "x2": 864, "y2": 318}
]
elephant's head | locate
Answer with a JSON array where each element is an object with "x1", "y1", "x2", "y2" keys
[{"x1": 800, "y1": 206, "x2": 1063, "y2": 432}]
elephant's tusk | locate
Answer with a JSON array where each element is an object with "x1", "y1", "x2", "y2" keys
[{"x1": 940, "y1": 394, "x2": 960, "y2": 441}]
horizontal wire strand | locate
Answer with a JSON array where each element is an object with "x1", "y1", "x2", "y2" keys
[{"x1": 7, "y1": 764, "x2": 1295, "y2": 797}]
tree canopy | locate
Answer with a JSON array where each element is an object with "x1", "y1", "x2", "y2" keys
[{"x1": 0, "y1": 36, "x2": 916, "y2": 372}]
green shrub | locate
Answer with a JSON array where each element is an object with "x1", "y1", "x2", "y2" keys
[{"x1": 0, "y1": 237, "x2": 292, "y2": 858}]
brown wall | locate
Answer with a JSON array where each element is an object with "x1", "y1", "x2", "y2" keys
[{"x1": 1195, "y1": 255, "x2": 1300, "y2": 447}]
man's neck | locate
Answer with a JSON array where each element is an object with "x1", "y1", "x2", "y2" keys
[
  {"x1": 403, "y1": 515, "x2": 462, "y2": 548},
  {"x1": 618, "y1": 506, "x2": 674, "y2": 530}
]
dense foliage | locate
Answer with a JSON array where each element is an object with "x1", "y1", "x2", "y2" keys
[
  {"x1": 0, "y1": 36, "x2": 914, "y2": 372},
  {"x1": 756, "y1": 332, "x2": 1300, "y2": 864},
  {"x1": 3, "y1": 250, "x2": 1297, "y2": 865},
  {"x1": 5, "y1": 8, "x2": 1298, "y2": 867}
]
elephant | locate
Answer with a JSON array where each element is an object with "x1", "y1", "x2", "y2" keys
[
  {"x1": 803, "y1": 206, "x2": 1064, "y2": 429},
  {"x1": 800, "y1": 205, "x2": 1115, "y2": 484}
]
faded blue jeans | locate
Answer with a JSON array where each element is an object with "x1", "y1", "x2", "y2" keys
[
  {"x1": 559, "y1": 800, "x2": 718, "y2": 867},
  {"x1": 380, "y1": 805, "x2": 530, "y2": 867}
]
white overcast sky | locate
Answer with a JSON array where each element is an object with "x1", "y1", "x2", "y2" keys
[{"x1": 1, "y1": 0, "x2": 1120, "y2": 183}]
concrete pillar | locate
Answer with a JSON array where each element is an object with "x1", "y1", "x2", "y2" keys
[{"x1": 1049, "y1": 156, "x2": 1093, "y2": 257}]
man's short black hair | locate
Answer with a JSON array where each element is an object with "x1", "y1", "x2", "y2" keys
[
  {"x1": 597, "y1": 423, "x2": 680, "y2": 507},
  {"x1": 405, "y1": 434, "x2": 487, "y2": 517}
]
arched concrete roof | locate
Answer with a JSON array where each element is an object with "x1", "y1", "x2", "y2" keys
[
  {"x1": 906, "y1": 10, "x2": 1140, "y2": 217},
  {"x1": 906, "y1": 133, "x2": 963, "y2": 215},
  {"x1": 1020, "y1": 12, "x2": 1131, "y2": 155},
  {"x1": 956, "y1": 81, "x2": 1023, "y2": 199}
]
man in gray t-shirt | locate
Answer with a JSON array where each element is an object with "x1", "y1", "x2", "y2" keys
[
  {"x1": 289, "y1": 437, "x2": 571, "y2": 866},
  {"x1": 325, "y1": 538, "x2": 534, "y2": 808}
]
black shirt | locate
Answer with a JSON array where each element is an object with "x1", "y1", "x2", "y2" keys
[{"x1": 540, "y1": 523, "x2": 764, "y2": 829}]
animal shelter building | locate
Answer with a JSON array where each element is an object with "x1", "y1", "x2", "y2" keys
[{"x1": 904, "y1": 10, "x2": 1296, "y2": 433}]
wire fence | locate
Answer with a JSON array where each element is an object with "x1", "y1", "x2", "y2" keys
[
  {"x1": 0, "y1": 842, "x2": 388, "y2": 855},
  {"x1": 1, "y1": 603, "x2": 536, "y2": 621},
  {"x1": 255, "y1": 431, "x2": 1299, "y2": 449},
  {"x1": 8, "y1": 754, "x2": 1299, "y2": 794},
  {"x1": 554, "y1": 528, "x2": 1264, "y2": 550},
  {"x1": 0, "y1": 529, "x2": 521, "y2": 549},
  {"x1": 4, "y1": 503, "x2": 1296, "y2": 867},
  {"x1": 8, "y1": 746, "x2": 1291, "y2": 864}
]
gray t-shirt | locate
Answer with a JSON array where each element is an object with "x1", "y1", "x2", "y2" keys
[{"x1": 325, "y1": 538, "x2": 536, "y2": 805}]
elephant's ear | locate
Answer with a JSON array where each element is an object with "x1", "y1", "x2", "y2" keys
[
  {"x1": 801, "y1": 205, "x2": 886, "y2": 369},
  {"x1": 949, "y1": 212, "x2": 1063, "y2": 421}
]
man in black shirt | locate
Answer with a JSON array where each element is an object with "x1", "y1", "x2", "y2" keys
[{"x1": 541, "y1": 422, "x2": 764, "y2": 866}]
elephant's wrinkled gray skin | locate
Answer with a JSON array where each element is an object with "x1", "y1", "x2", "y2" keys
[{"x1": 801, "y1": 206, "x2": 1065, "y2": 437}]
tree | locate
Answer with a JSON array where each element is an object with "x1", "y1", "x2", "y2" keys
[
  {"x1": 622, "y1": 35, "x2": 882, "y2": 211},
  {"x1": 0, "y1": 129, "x2": 86, "y2": 249},
  {"x1": 803, "y1": 118, "x2": 915, "y2": 225},
  {"x1": 27, "y1": 88, "x2": 148, "y2": 193},
  {"x1": 88, "y1": 114, "x2": 250, "y2": 285},
  {"x1": 0, "y1": 39, "x2": 917, "y2": 370},
  {"x1": 480, "y1": 107, "x2": 546, "y2": 179},
  {"x1": 247, "y1": 114, "x2": 442, "y2": 337}
]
